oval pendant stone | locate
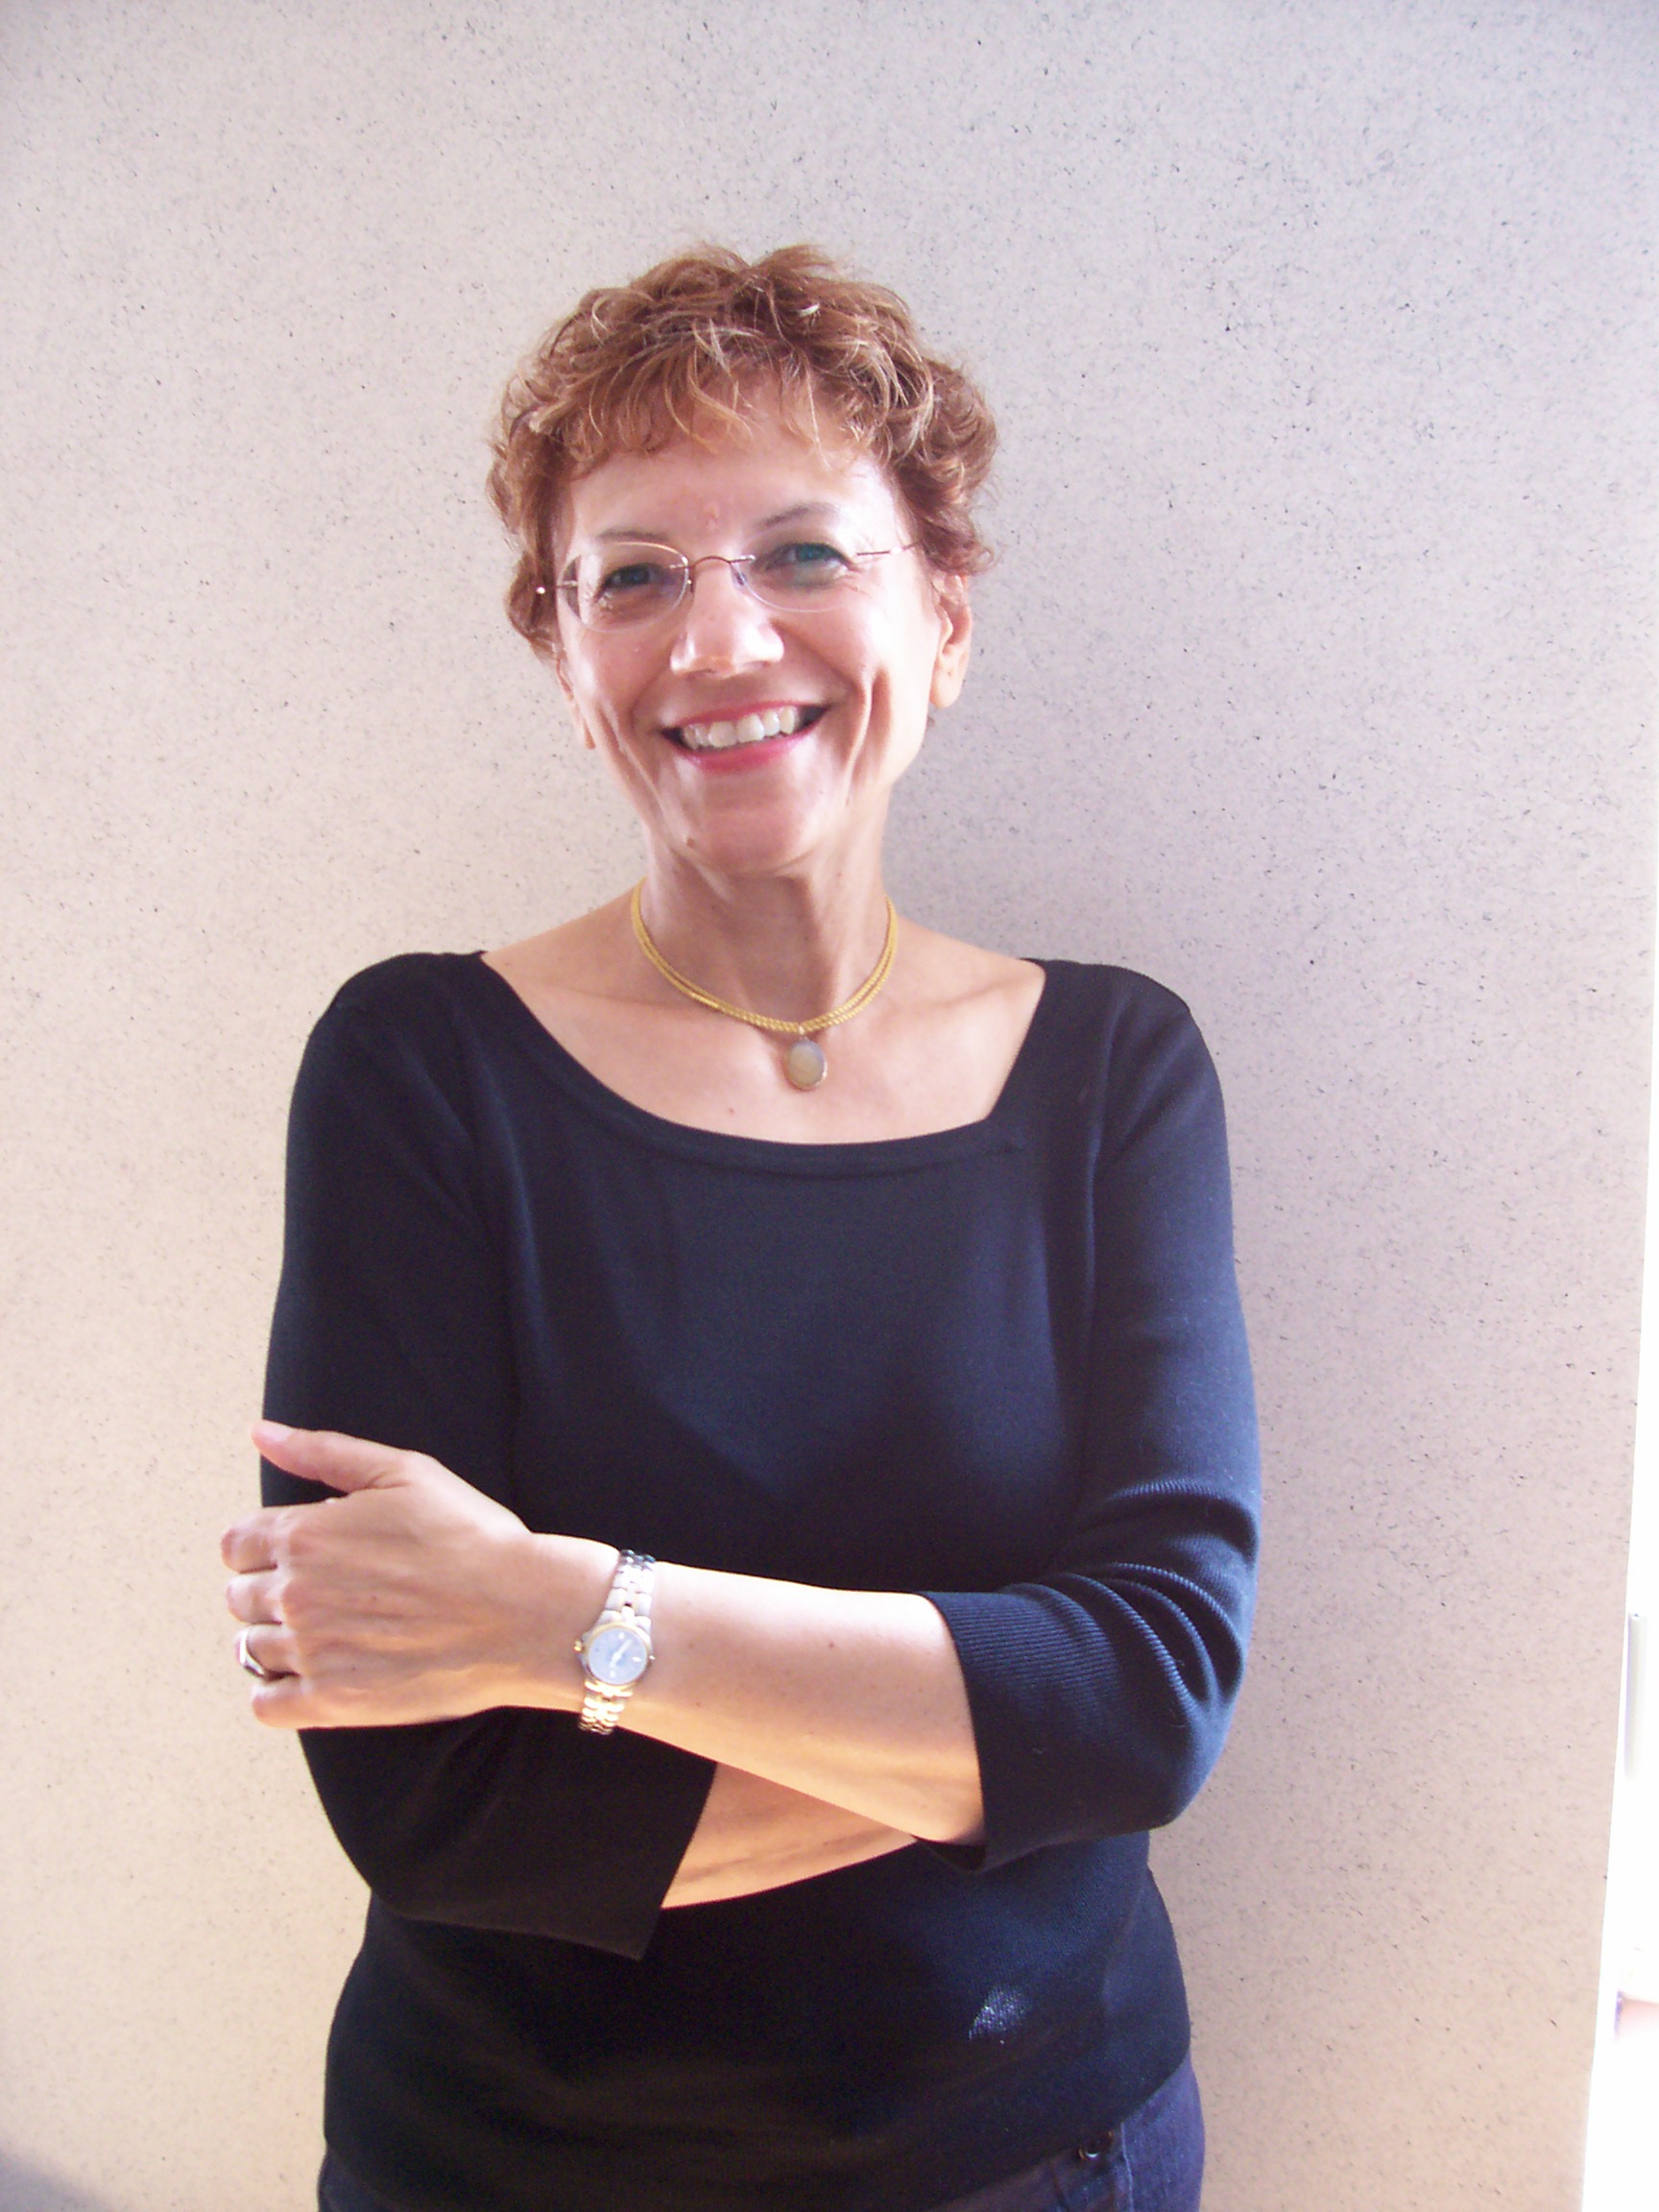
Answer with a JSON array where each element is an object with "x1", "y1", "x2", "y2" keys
[{"x1": 783, "y1": 1036, "x2": 829, "y2": 1090}]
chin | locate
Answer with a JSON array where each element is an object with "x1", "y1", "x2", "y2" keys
[{"x1": 679, "y1": 823, "x2": 830, "y2": 879}]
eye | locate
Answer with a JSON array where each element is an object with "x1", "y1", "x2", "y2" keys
[
  {"x1": 754, "y1": 540, "x2": 855, "y2": 591},
  {"x1": 594, "y1": 554, "x2": 679, "y2": 605}
]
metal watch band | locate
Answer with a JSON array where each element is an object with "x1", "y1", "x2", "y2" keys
[
  {"x1": 577, "y1": 1682, "x2": 635, "y2": 1734},
  {"x1": 576, "y1": 1549, "x2": 656, "y2": 1736}
]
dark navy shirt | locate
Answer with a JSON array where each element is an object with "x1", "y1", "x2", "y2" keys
[{"x1": 262, "y1": 952, "x2": 1259, "y2": 2212}]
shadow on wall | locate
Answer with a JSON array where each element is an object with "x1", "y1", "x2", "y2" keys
[{"x1": 0, "y1": 2149, "x2": 123, "y2": 2212}]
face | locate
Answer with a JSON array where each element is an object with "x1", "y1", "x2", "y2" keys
[{"x1": 552, "y1": 397, "x2": 972, "y2": 883}]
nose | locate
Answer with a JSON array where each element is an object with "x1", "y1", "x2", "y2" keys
[{"x1": 667, "y1": 559, "x2": 785, "y2": 677}]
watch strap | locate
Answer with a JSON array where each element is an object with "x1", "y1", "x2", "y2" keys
[{"x1": 575, "y1": 1550, "x2": 656, "y2": 1735}]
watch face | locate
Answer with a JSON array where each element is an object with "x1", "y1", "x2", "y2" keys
[{"x1": 585, "y1": 1621, "x2": 651, "y2": 1687}]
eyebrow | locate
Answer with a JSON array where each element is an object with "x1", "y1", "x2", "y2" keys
[{"x1": 587, "y1": 501, "x2": 847, "y2": 544}]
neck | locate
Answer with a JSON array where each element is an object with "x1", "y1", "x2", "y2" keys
[{"x1": 634, "y1": 852, "x2": 895, "y2": 1024}]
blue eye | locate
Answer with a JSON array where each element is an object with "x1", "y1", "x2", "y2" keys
[{"x1": 756, "y1": 541, "x2": 854, "y2": 590}]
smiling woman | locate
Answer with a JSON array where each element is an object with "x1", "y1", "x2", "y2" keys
[
  {"x1": 225, "y1": 246, "x2": 1259, "y2": 2212},
  {"x1": 528, "y1": 404, "x2": 971, "y2": 1027}
]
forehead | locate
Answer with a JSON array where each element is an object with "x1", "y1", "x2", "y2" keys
[{"x1": 563, "y1": 403, "x2": 900, "y2": 546}]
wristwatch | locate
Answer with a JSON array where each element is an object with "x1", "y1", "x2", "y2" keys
[{"x1": 573, "y1": 1550, "x2": 657, "y2": 1734}]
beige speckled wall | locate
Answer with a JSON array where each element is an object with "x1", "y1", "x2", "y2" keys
[{"x1": 3, "y1": 4, "x2": 1654, "y2": 2206}]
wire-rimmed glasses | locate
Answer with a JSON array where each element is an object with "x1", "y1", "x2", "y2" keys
[{"x1": 540, "y1": 538, "x2": 918, "y2": 633}]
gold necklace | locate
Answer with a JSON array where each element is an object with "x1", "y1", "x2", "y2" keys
[{"x1": 629, "y1": 882, "x2": 899, "y2": 1091}]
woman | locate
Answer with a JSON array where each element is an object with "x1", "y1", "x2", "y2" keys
[{"x1": 223, "y1": 246, "x2": 1259, "y2": 2212}]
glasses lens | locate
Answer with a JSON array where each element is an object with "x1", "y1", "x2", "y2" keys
[
  {"x1": 744, "y1": 540, "x2": 865, "y2": 613},
  {"x1": 572, "y1": 545, "x2": 686, "y2": 629}
]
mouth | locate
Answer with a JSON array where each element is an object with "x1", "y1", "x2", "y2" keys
[{"x1": 665, "y1": 703, "x2": 827, "y2": 753}]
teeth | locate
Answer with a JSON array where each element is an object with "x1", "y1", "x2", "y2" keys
[{"x1": 679, "y1": 705, "x2": 806, "y2": 750}]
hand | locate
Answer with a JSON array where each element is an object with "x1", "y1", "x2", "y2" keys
[{"x1": 222, "y1": 1422, "x2": 612, "y2": 1728}]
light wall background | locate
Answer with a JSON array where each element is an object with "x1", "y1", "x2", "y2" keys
[{"x1": 3, "y1": 4, "x2": 1655, "y2": 2207}]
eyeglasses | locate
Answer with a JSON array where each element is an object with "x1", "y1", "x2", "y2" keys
[{"x1": 540, "y1": 538, "x2": 917, "y2": 633}]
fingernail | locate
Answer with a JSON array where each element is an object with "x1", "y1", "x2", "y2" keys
[{"x1": 252, "y1": 1419, "x2": 293, "y2": 1444}]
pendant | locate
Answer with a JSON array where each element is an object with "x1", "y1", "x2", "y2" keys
[{"x1": 783, "y1": 1035, "x2": 829, "y2": 1090}]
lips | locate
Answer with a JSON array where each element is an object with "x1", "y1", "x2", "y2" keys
[{"x1": 669, "y1": 704, "x2": 826, "y2": 752}]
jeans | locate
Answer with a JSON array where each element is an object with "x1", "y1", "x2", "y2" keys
[
  {"x1": 926, "y1": 2056, "x2": 1203, "y2": 2211},
  {"x1": 319, "y1": 2053, "x2": 1203, "y2": 2212}
]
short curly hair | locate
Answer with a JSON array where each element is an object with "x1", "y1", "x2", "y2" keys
[{"x1": 487, "y1": 244, "x2": 997, "y2": 660}]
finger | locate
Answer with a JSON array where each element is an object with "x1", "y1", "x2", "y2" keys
[
  {"x1": 248, "y1": 1671, "x2": 319, "y2": 1727},
  {"x1": 235, "y1": 1623, "x2": 300, "y2": 1682},
  {"x1": 225, "y1": 1569, "x2": 283, "y2": 1625},
  {"x1": 221, "y1": 1510, "x2": 286, "y2": 1573},
  {"x1": 252, "y1": 1421, "x2": 411, "y2": 1496}
]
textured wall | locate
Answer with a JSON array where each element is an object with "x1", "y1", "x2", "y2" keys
[{"x1": 2, "y1": 4, "x2": 1654, "y2": 2207}]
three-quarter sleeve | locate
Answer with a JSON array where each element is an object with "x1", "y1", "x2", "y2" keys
[
  {"x1": 262, "y1": 964, "x2": 713, "y2": 1959},
  {"x1": 926, "y1": 988, "x2": 1260, "y2": 1869}
]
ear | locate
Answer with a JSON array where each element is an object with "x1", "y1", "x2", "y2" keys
[{"x1": 928, "y1": 574, "x2": 974, "y2": 710}]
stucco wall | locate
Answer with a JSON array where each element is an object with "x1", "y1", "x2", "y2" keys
[{"x1": 3, "y1": 4, "x2": 1655, "y2": 2206}]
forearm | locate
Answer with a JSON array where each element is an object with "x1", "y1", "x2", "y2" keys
[
  {"x1": 625, "y1": 1561, "x2": 983, "y2": 1845},
  {"x1": 524, "y1": 1542, "x2": 983, "y2": 1842},
  {"x1": 232, "y1": 1432, "x2": 985, "y2": 1845},
  {"x1": 661, "y1": 1764, "x2": 913, "y2": 1908}
]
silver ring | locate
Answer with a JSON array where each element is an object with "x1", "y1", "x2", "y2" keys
[{"x1": 237, "y1": 1627, "x2": 276, "y2": 1682}]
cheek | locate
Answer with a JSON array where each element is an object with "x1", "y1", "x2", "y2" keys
[
  {"x1": 865, "y1": 623, "x2": 945, "y2": 718},
  {"x1": 884, "y1": 591, "x2": 950, "y2": 682},
  {"x1": 565, "y1": 657, "x2": 644, "y2": 742}
]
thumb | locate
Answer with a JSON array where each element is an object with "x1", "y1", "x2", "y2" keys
[{"x1": 252, "y1": 1420, "x2": 414, "y2": 1494}]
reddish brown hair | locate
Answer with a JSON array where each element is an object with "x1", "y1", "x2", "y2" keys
[{"x1": 488, "y1": 245, "x2": 997, "y2": 659}]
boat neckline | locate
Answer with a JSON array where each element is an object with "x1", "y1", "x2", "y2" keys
[{"x1": 456, "y1": 950, "x2": 1057, "y2": 1168}]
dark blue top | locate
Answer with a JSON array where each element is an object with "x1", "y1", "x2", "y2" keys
[{"x1": 262, "y1": 951, "x2": 1259, "y2": 2212}]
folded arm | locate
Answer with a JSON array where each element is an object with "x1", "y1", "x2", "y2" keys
[{"x1": 228, "y1": 1416, "x2": 984, "y2": 1846}]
